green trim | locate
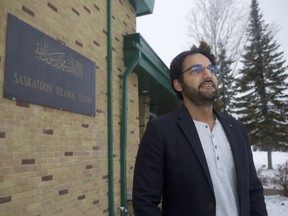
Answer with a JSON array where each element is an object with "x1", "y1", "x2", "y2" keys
[
  {"x1": 120, "y1": 33, "x2": 179, "y2": 211},
  {"x1": 129, "y1": 0, "x2": 155, "y2": 16},
  {"x1": 124, "y1": 33, "x2": 179, "y2": 116},
  {"x1": 119, "y1": 51, "x2": 141, "y2": 208},
  {"x1": 107, "y1": 0, "x2": 114, "y2": 215}
]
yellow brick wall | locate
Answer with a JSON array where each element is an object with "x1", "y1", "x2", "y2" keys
[{"x1": 0, "y1": 0, "x2": 140, "y2": 215}]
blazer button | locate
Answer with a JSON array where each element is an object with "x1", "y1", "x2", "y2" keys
[{"x1": 208, "y1": 202, "x2": 215, "y2": 209}]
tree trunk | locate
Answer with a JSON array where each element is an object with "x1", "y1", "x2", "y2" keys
[{"x1": 267, "y1": 149, "x2": 273, "y2": 169}]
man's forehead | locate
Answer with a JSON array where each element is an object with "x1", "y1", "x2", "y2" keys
[{"x1": 184, "y1": 53, "x2": 212, "y2": 65}]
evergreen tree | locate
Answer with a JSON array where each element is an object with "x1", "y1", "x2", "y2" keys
[
  {"x1": 234, "y1": 0, "x2": 288, "y2": 169},
  {"x1": 214, "y1": 44, "x2": 234, "y2": 114}
]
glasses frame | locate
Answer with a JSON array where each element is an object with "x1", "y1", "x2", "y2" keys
[{"x1": 183, "y1": 64, "x2": 220, "y2": 77}]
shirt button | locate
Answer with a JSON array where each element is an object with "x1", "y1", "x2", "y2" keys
[
  {"x1": 217, "y1": 156, "x2": 219, "y2": 160},
  {"x1": 215, "y1": 145, "x2": 217, "y2": 149},
  {"x1": 208, "y1": 202, "x2": 215, "y2": 209}
]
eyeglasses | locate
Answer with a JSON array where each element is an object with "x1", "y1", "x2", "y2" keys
[{"x1": 183, "y1": 64, "x2": 220, "y2": 77}]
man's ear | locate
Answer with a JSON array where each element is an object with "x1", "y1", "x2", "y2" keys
[{"x1": 173, "y1": 79, "x2": 182, "y2": 92}]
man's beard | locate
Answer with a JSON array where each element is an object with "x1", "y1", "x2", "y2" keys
[{"x1": 181, "y1": 79, "x2": 218, "y2": 106}]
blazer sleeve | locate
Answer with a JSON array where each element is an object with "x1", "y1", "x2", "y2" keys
[{"x1": 132, "y1": 120, "x2": 164, "y2": 216}]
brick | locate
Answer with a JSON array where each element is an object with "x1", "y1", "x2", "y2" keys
[
  {"x1": 114, "y1": 36, "x2": 120, "y2": 42},
  {"x1": 77, "y1": 195, "x2": 85, "y2": 200},
  {"x1": 14, "y1": 166, "x2": 28, "y2": 173},
  {"x1": 58, "y1": 189, "x2": 68, "y2": 196},
  {"x1": 0, "y1": 196, "x2": 12, "y2": 204},
  {"x1": 47, "y1": 2, "x2": 57, "y2": 12},
  {"x1": 5, "y1": 159, "x2": 20, "y2": 166},
  {"x1": 84, "y1": 5, "x2": 91, "y2": 13},
  {"x1": 0, "y1": 132, "x2": 6, "y2": 138},
  {"x1": 86, "y1": 165, "x2": 93, "y2": 169},
  {"x1": 93, "y1": 199, "x2": 99, "y2": 205},
  {"x1": 21, "y1": 159, "x2": 35, "y2": 165},
  {"x1": 22, "y1": 5, "x2": 35, "y2": 17},
  {"x1": 72, "y1": 8, "x2": 80, "y2": 16},
  {"x1": 42, "y1": 175, "x2": 53, "y2": 181},
  {"x1": 75, "y1": 40, "x2": 83, "y2": 47},
  {"x1": 64, "y1": 152, "x2": 73, "y2": 156},
  {"x1": 82, "y1": 123, "x2": 89, "y2": 128},
  {"x1": 94, "y1": 4, "x2": 100, "y2": 11},
  {"x1": 93, "y1": 40, "x2": 100, "y2": 47},
  {"x1": 42, "y1": 129, "x2": 53, "y2": 135},
  {"x1": 16, "y1": 101, "x2": 30, "y2": 108},
  {"x1": 96, "y1": 109, "x2": 102, "y2": 113}
]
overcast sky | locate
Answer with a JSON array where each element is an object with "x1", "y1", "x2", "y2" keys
[{"x1": 136, "y1": 0, "x2": 288, "y2": 67}]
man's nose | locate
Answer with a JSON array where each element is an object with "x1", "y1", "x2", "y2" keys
[{"x1": 201, "y1": 67, "x2": 213, "y2": 78}]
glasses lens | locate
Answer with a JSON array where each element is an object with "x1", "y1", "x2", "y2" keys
[
  {"x1": 190, "y1": 64, "x2": 203, "y2": 74},
  {"x1": 208, "y1": 65, "x2": 220, "y2": 76}
]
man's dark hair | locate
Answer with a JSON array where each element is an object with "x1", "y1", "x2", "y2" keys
[{"x1": 169, "y1": 47, "x2": 216, "y2": 100}]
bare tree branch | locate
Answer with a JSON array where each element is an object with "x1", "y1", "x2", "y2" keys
[{"x1": 186, "y1": 0, "x2": 249, "y2": 73}]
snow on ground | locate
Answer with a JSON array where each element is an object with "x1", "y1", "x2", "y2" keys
[
  {"x1": 253, "y1": 151, "x2": 288, "y2": 170},
  {"x1": 265, "y1": 195, "x2": 288, "y2": 216},
  {"x1": 252, "y1": 151, "x2": 288, "y2": 215}
]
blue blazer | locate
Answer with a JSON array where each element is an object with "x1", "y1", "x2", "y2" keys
[{"x1": 133, "y1": 105, "x2": 267, "y2": 216}]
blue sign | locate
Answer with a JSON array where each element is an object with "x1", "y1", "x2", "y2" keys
[{"x1": 4, "y1": 14, "x2": 96, "y2": 116}]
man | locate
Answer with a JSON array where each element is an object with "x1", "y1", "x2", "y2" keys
[{"x1": 132, "y1": 47, "x2": 267, "y2": 216}]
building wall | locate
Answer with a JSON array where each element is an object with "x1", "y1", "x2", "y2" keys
[{"x1": 0, "y1": 0, "x2": 140, "y2": 215}]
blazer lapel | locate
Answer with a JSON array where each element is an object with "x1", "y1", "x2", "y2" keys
[{"x1": 177, "y1": 105, "x2": 214, "y2": 192}]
